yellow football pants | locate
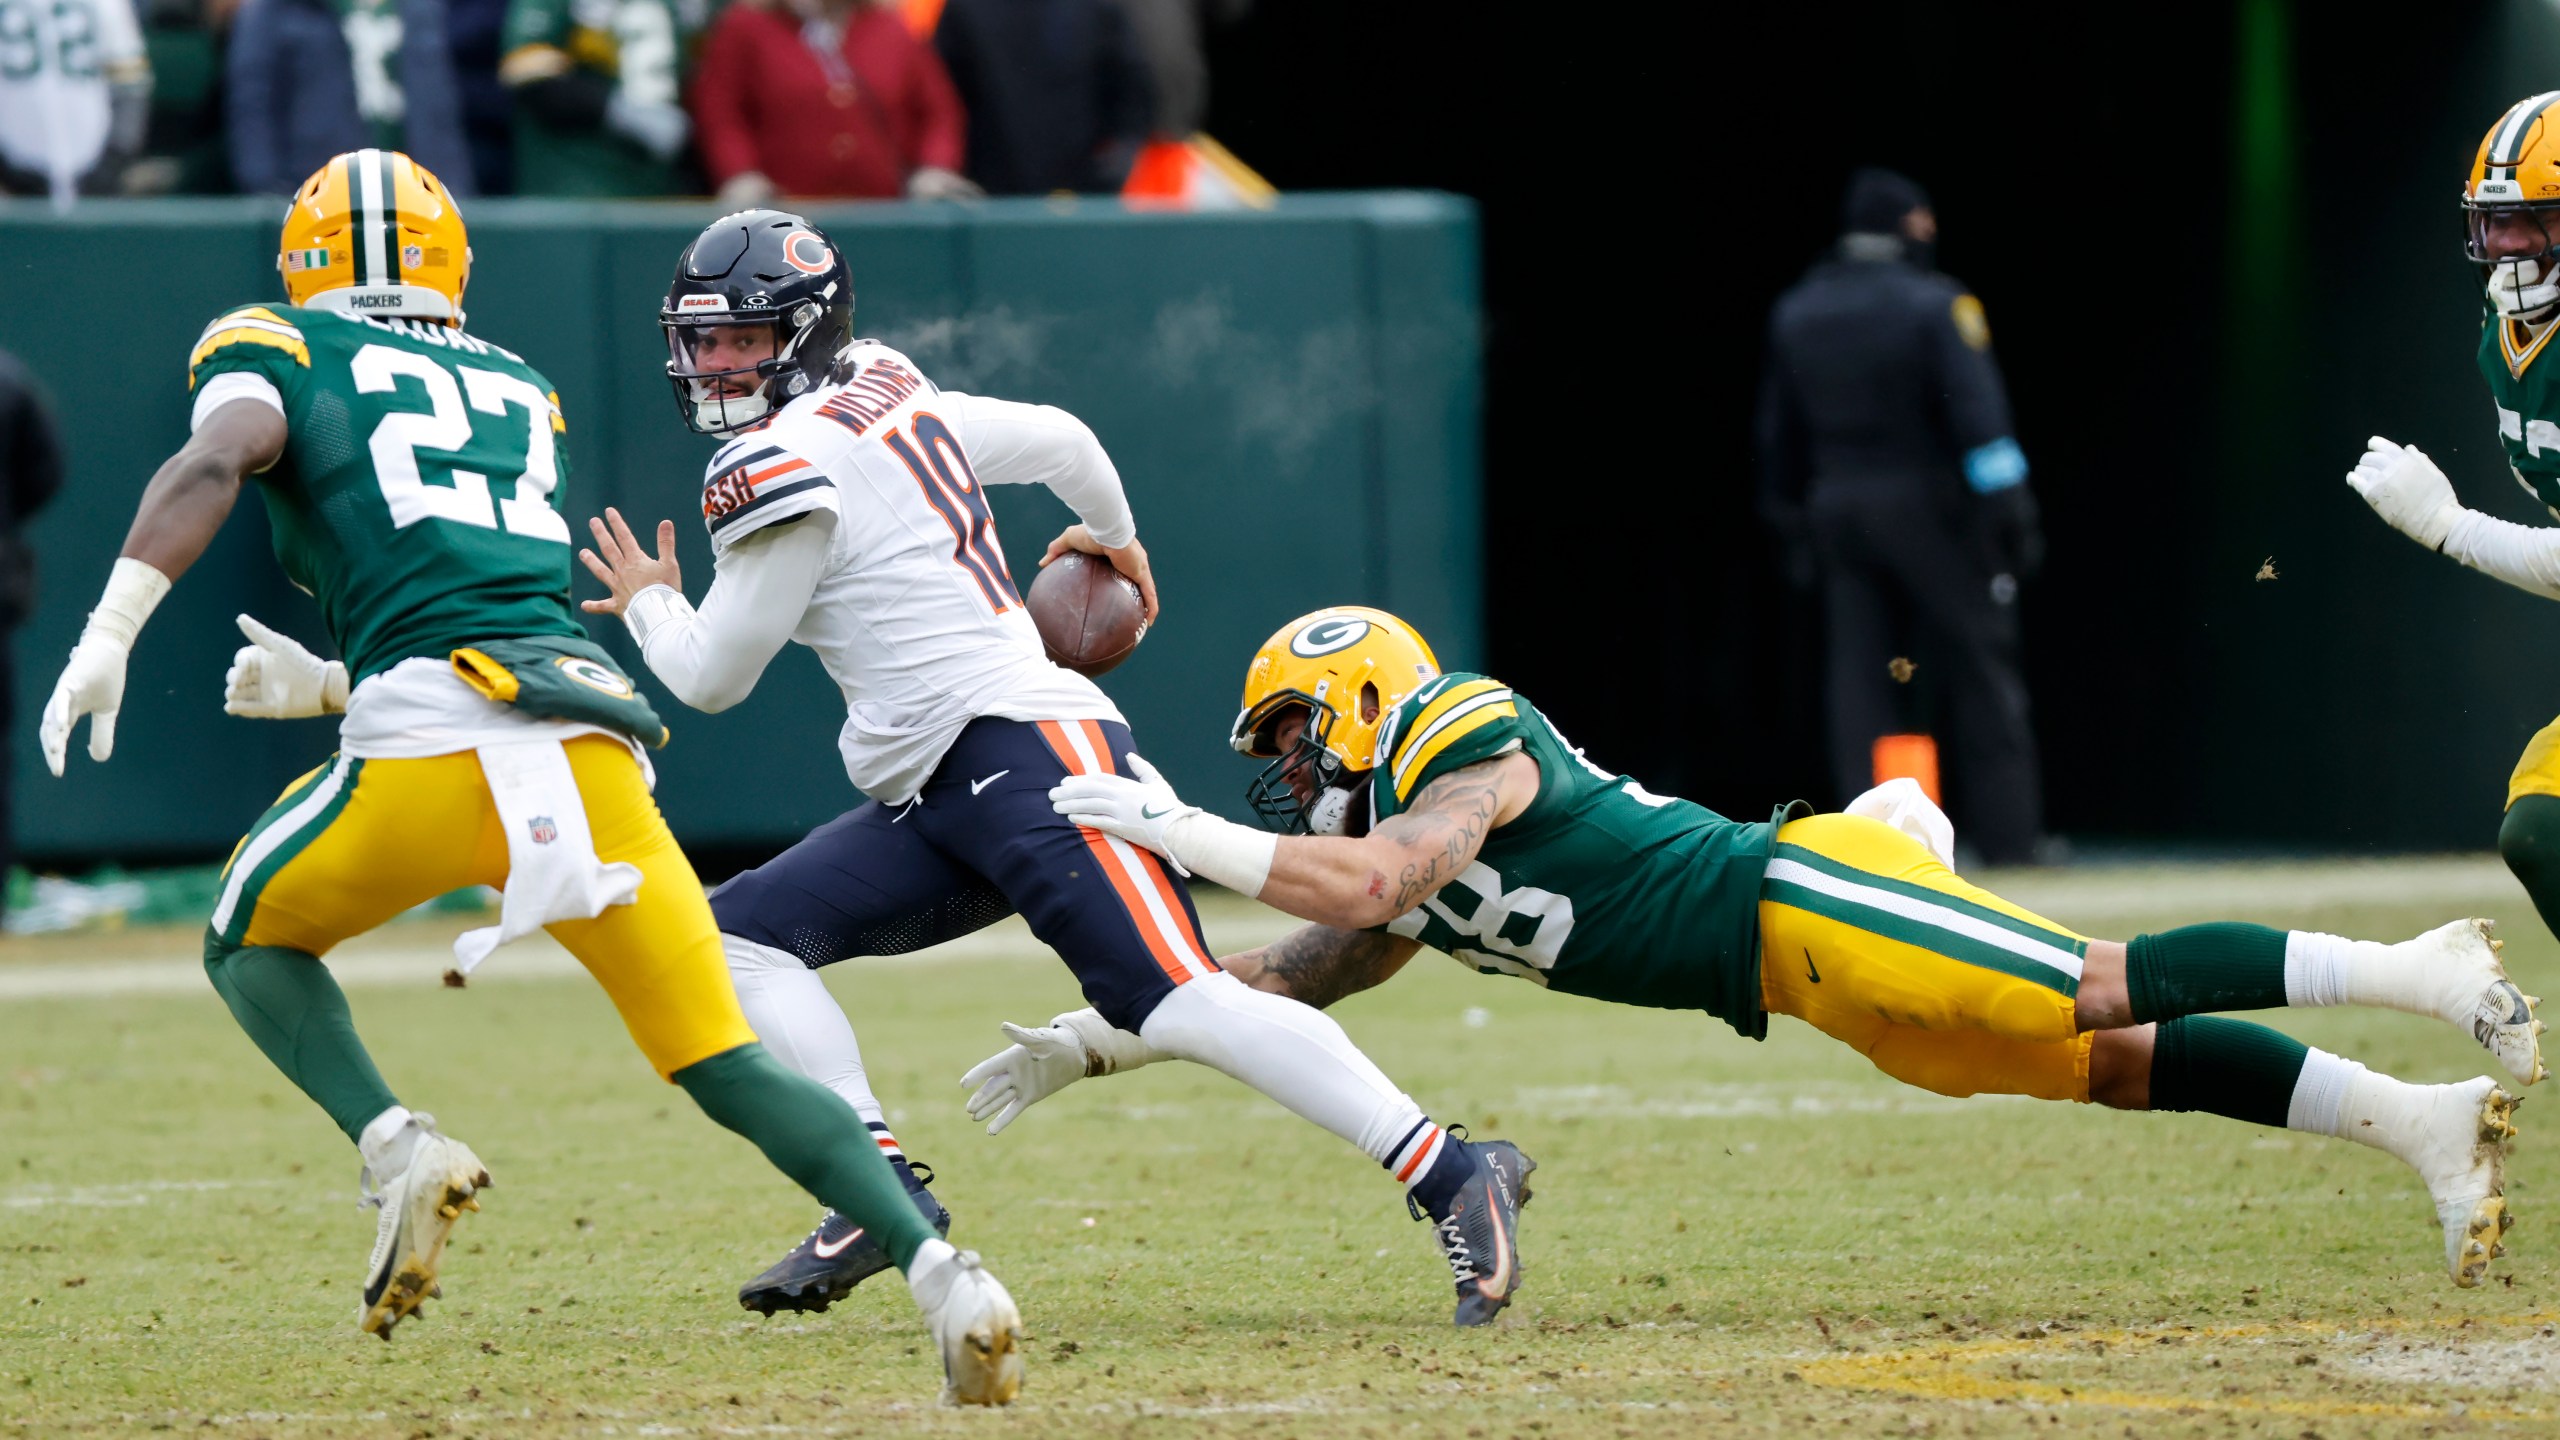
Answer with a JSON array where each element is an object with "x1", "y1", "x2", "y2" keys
[
  {"x1": 209, "y1": 736, "x2": 756, "y2": 1079},
  {"x1": 1758, "y1": 813, "x2": 2095, "y2": 1103},
  {"x1": 2508, "y1": 715, "x2": 2560, "y2": 808}
]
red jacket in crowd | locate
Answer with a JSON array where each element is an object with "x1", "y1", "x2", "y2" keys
[{"x1": 692, "y1": 0, "x2": 967, "y2": 199}]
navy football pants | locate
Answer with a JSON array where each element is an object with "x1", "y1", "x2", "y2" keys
[{"x1": 711, "y1": 717, "x2": 1220, "y2": 1031}]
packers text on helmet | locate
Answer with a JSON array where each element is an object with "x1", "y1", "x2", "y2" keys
[
  {"x1": 2467, "y1": 92, "x2": 2560, "y2": 322},
  {"x1": 279, "y1": 150, "x2": 471, "y2": 323}
]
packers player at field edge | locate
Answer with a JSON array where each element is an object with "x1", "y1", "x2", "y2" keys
[
  {"x1": 2347, "y1": 92, "x2": 2560, "y2": 967},
  {"x1": 961, "y1": 607, "x2": 2548, "y2": 1288},
  {"x1": 33, "y1": 150, "x2": 1024, "y2": 1403}
]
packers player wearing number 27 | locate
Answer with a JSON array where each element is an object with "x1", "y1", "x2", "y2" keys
[
  {"x1": 34, "y1": 150, "x2": 1024, "y2": 1403},
  {"x1": 966, "y1": 607, "x2": 2548, "y2": 1287},
  {"x1": 2347, "y1": 93, "x2": 2560, "y2": 970}
]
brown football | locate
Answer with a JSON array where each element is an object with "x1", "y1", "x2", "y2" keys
[{"x1": 1027, "y1": 551, "x2": 1148, "y2": 676}]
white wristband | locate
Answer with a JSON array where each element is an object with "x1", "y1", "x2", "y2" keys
[
  {"x1": 1161, "y1": 811, "x2": 1278, "y2": 898},
  {"x1": 321, "y1": 661, "x2": 351, "y2": 713},
  {"x1": 1055, "y1": 1007, "x2": 1164, "y2": 1075},
  {"x1": 83, "y1": 557, "x2": 172, "y2": 649},
  {"x1": 621, "y1": 583, "x2": 696, "y2": 649}
]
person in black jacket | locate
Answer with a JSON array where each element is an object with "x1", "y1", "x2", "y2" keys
[
  {"x1": 934, "y1": 0, "x2": 1152, "y2": 195},
  {"x1": 1759, "y1": 168, "x2": 2047, "y2": 865},
  {"x1": 0, "y1": 349, "x2": 64, "y2": 901}
]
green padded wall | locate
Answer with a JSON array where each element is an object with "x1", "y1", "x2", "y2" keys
[{"x1": 0, "y1": 193, "x2": 1481, "y2": 858}]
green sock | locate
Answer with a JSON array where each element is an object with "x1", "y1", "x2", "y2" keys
[
  {"x1": 201, "y1": 940, "x2": 401, "y2": 1143},
  {"x1": 2147, "y1": 1016, "x2": 2308, "y2": 1128},
  {"x1": 674, "y1": 1043, "x2": 938, "y2": 1271},
  {"x1": 2123, "y1": 922, "x2": 2289, "y2": 1023},
  {"x1": 2500, "y1": 795, "x2": 2560, "y2": 937}
]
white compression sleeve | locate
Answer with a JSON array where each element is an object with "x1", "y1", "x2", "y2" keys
[
  {"x1": 722, "y1": 933, "x2": 887, "y2": 1126},
  {"x1": 2441, "y1": 506, "x2": 2560, "y2": 601},
  {"x1": 1136, "y1": 971, "x2": 1425, "y2": 1165},
  {"x1": 944, "y1": 392, "x2": 1135, "y2": 548},
  {"x1": 1158, "y1": 811, "x2": 1278, "y2": 897},
  {"x1": 625, "y1": 518, "x2": 831, "y2": 712}
]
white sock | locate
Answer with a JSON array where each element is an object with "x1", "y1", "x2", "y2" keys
[
  {"x1": 2283, "y1": 930, "x2": 2441, "y2": 1017},
  {"x1": 358, "y1": 1105, "x2": 418, "y2": 1175},
  {"x1": 905, "y1": 1236, "x2": 960, "y2": 1295},
  {"x1": 1137, "y1": 971, "x2": 1427, "y2": 1165},
  {"x1": 724, "y1": 933, "x2": 891, "y2": 1128},
  {"x1": 2288, "y1": 1046, "x2": 2431, "y2": 1164}
]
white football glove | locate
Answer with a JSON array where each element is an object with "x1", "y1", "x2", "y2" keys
[
  {"x1": 960, "y1": 1020, "x2": 1094, "y2": 1135},
  {"x1": 1049, "y1": 752, "x2": 1201, "y2": 874},
  {"x1": 2346, "y1": 436, "x2": 2463, "y2": 551},
  {"x1": 39, "y1": 633, "x2": 128, "y2": 776},
  {"x1": 1845, "y1": 777, "x2": 1956, "y2": 869},
  {"x1": 224, "y1": 614, "x2": 348, "y2": 719}
]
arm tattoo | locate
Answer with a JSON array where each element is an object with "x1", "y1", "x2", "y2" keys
[
  {"x1": 1375, "y1": 759, "x2": 1507, "y2": 914},
  {"x1": 1255, "y1": 925, "x2": 1408, "y2": 1010}
]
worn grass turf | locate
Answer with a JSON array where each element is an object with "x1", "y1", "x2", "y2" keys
[{"x1": 6, "y1": 860, "x2": 2560, "y2": 1438}]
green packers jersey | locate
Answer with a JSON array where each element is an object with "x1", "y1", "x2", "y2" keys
[
  {"x1": 2477, "y1": 314, "x2": 2560, "y2": 516},
  {"x1": 1369, "y1": 674, "x2": 1793, "y2": 1037},
  {"x1": 188, "y1": 304, "x2": 584, "y2": 682},
  {"x1": 500, "y1": 0, "x2": 702, "y2": 196}
]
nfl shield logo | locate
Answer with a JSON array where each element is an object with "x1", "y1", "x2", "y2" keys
[
  {"x1": 527, "y1": 816, "x2": 559, "y2": 845},
  {"x1": 402, "y1": 244, "x2": 424, "y2": 270}
]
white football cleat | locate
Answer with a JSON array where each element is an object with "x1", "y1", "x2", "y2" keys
[
  {"x1": 2377, "y1": 1076, "x2": 2520, "y2": 1288},
  {"x1": 906, "y1": 1240, "x2": 1024, "y2": 1405},
  {"x1": 2404, "y1": 919, "x2": 2545, "y2": 1086},
  {"x1": 357, "y1": 1115, "x2": 491, "y2": 1339}
]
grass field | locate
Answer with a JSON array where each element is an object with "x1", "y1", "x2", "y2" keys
[{"x1": 7, "y1": 858, "x2": 2560, "y2": 1438}]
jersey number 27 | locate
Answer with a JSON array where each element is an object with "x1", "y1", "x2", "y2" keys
[{"x1": 353, "y1": 343, "x2": 570, "y2": 544}]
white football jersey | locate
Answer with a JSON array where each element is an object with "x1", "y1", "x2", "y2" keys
[
  {"x1": 0, "y1": 0, "x2": 142, "y2": 202},
  {"x1": 697, "y1": 343, "x2": 1125, "y2": 802}
]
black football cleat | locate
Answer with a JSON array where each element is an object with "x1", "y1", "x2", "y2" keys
[
  {"x1": 738, "y1": 1162, "x2": 952, "y2": 1316},
  {"x1": 1412, "y1": 1137, "x2": 1535, "y2": 1327}
]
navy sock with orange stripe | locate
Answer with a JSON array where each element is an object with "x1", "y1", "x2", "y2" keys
[{"x1": 1387, "y1": 1120, "x2": 1477, "y2": 1218}]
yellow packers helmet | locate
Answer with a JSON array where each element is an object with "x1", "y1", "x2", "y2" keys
[
  {"x1": 278, "y1": 150, "x2": 471, "y2": 323},
  {"x1": 2467, "y1": 92, "x2": 2560, "y2": 320},
  {"x1": 1231, "y1": 606, "x2": 1441, "y2": 834}
]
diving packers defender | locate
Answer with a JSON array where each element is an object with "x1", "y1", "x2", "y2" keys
[
  {"x1": 969, "y1": 607, "x2": 2549, "y2": 1289},
  {"x1": 36, "y1": 150, "x2": 1024, "y2": 1404},
  {"x1": 2346, "y1": 92, "x2": 2560, "y2": 987}
]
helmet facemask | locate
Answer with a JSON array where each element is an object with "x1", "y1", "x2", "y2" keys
[
  {"x1": 2469, "y1": 198, "x2": 2560, "y2": 322},
  {"x1": 1240, "y1": 693, "x2": 1375, "y2": 837},
  {"x1": 665, "y1": 303, "x2": 838, "y2": 436}
]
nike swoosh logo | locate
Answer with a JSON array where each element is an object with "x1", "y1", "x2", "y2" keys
[
  {"x1": 1805, "y1": 947, "x2": 1821, "y2": 984},
  {"x1": 1141, "y1": 805, "x2": 1169, "y2": 819},
  {"x1": 812, "y1": 1227, "x2": 866, "y2": 1259},
  {"x1": 970, "y1": 771, "x2": 1010, "y2": 795}
]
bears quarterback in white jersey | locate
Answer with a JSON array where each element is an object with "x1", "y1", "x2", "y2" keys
[{"x1": 578, "y1": 210, "x2": 1532, "y2": 1328}]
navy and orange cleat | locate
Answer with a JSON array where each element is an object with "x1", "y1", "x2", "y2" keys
[
  {"x1": 1413, "y1": 1139, "x2": 1535, "y2": 1326},
  {"x1": 739, "y1": 1162, "x2": 952, "y2": 1316}
]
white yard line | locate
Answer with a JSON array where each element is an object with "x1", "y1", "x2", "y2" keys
[{"x1": 0, "y1": 902, "x2": 1303, "y2": 1002}]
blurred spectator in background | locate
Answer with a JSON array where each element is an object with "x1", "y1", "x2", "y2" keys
[
  {"x1": 226, "y1": 0, "x2": 476, "y2": 195},
  {"x1": 448, "y1": 0, "x2": 515, "y2": 193},
  {"x1": 1116, "y1": 0, "x2": 1244, "y2": 141},
  {"x1": 0, "y1": 0, "x2": 152, "y2": 206},
  {"x1": 1758, "y1": 168, "x2": 2047, "y2": 865},
  {"x1": 694, "y1": 0, "x2": 973, "y2": 206},
  {"x1": 500, "y1": 0, "x2": 705, "y2": 194},
  {"x1": 933, "y1": 0, "x2": 1147, "y2": 194},
  {"x1": 0, "y1": 348, "x2": 62, "y2": 900},
  {"x1": 132, "y1": 0, "x2": 238, "y2": 194}
]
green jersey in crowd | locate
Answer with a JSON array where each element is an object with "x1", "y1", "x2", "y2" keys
[
  {"x1": 499, "y1": 0, "x2": 704, "y2": 196},
  {"x1": 186, "y1": 304, "x2": 584, "y2": 681},
  {"x1": 1368, "y1": 673, "x2": 1797, "y2": 1037},
  {"x1": 2478, "y1": 310, "x2": 2560, "y2": 517}
]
